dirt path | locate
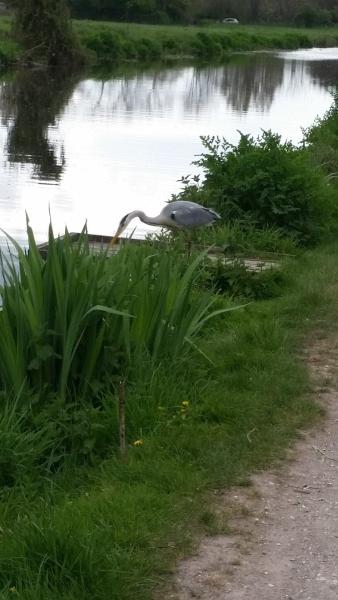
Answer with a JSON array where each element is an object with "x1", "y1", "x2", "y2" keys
[{"x1": 171, "y1": 337, "x2": 338, "y2": 600}]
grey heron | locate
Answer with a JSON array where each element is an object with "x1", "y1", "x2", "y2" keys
[{"x1": 110, "y1": 200, "x2": 221, "y2": 245}]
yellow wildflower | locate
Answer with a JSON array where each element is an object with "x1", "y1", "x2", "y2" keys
[
  {"x1": 133, "y1": 439, "x2": 144, "y2": 447},
  {"x1": 181, "y1": 401, "x2": 189, "y2": 407}
]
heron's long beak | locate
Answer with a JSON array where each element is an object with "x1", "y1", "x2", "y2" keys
[
  {"x1": 109, "y1": 224, "x2": 126, "y2": 246},
  {"x1": 109, "y1": 233, "x2": 120, "y2": 246}
]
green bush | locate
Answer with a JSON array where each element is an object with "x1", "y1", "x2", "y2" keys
[
  {"x1": 205, "y1": 260, "x2": 288, "y2": 300},
  {"x1": 175, "y1": 131, "x2": 338, "y2": 244},
  {"x1": 304, "y1": 92, "x2": 338, "y2": 177},
  {"x1": 135, "y1": 37, "x2": 162, "y2": 59},
  {"x1": 84, "y1": 28, "x2": 124, "y2": 61},
  {"x1": 194, "y1": 32, "x2": 223, "y2": 56}
]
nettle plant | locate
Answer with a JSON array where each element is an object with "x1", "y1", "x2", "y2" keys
[{"x1": 175, "y1": 131, "x2": 338, "y2": 245}]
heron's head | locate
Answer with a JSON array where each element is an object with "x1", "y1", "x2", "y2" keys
[{"x1": 110, "y1": 212, "x2": 135, "y2": 246}]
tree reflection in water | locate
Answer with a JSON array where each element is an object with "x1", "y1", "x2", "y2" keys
[
  {"x1": 83, "y1": 53, "x2": 335, "y2": 120},
  {"x1": 0, "y1": 68, "x2": 81, "y2": 182},
  {"x1": 0, "y1": 55, "x2": 333, "y2": 187},
  {"x1": 83, "y1": 56, "x2": 286, "y2": 117}
]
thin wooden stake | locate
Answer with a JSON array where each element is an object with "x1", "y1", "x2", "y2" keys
[{"x1": 119, "y1": 380, "x2": 127, "y2": 457}]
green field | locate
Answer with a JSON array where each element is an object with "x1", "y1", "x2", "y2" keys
[
  {"x1": 76, "y1": 21, "x2": 338, "y2": 63},
  {"x1": 1, "y1": 17, "x2": 338, "y2": 65}
]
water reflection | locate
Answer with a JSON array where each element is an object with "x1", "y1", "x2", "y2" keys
[
  {"x1": 77, "y1": 52, "x2": 335, "y2": 119},
  {"x1": 0, "y1": 49, "x2": 336, "y2": 247},
  {"x1": 203, "y1": 54, "x2": 285, "y2": 113},
  {"x1": 0, "y1": 68, "x2": 81, "y2": 182}
]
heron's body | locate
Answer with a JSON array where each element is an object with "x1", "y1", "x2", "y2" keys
[{"x1": 111, "y1": 201, "x2": 221, "y2": 244}]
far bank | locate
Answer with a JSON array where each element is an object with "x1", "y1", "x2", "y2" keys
[{"x1": 0, "y1": 18, "x2": 338, "y2": 66}]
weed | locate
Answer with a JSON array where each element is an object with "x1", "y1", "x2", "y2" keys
[{"x1": 205, "y1": 260, "x2": 288, "y2": 300}]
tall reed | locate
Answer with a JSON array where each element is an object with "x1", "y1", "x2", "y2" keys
[{"x1": 0, "y1": 222, "x2": 231, "y2": 402}]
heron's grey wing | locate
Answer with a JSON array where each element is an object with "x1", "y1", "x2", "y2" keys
[{"x1": 169, "y1": 205, "x2": 221, "y2": 229}]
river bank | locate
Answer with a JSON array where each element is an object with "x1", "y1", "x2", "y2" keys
[
  {"x1": 1, "y1": 17, "x2": 338, "y2": 66},
  {"x1": 76, "y1": 22, "x2": 338, "y2": 63},
  {"x1": 0, "y1": 84, "x2": 338, "y2": 600}
]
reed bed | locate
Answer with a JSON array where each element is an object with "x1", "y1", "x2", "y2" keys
[{"x1": 0, "y1": 221, "x2": 232, "y2": 402}]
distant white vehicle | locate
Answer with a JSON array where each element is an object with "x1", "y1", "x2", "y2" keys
[{"x1": 222, "y1": 18, "x2": 239, "y2": 24}]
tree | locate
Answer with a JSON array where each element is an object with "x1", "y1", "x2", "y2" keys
[
  {"x1": 8, "y1": 0, "x2": 82, "y2": 65},
  {"x1": 294, "y1": 3, "x2": 332, "y2": 26},
  {"x1": 65, "y1": 0, "x2": 338, "y2": 24},
  {"x1": 250, "y1": 0, "x2": 262, "y2": 20}
]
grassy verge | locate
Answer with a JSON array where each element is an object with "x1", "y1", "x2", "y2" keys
[
  {"x1": 1, "y1": 240, "x2": 338, "y2": 599},
  {"x1": 75, "y1": 21, "x2": 338, "y2": 63}
]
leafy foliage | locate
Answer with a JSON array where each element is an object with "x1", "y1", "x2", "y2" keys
[
  {"x1": 204, "y1": 260, "x2": 288, "y2": 300},
  {"x1": 304, "y1": 91, "x2": 338, "y2": 177},
  {"x1": 175, "y1": 131, "x2": 338, "y2": 244},
  {"x1": 68, "y1": 0, "x2": 338, "y2": 25},
  {"x1": 70, "y1": 0, "x2": 189, "y2": 23}
]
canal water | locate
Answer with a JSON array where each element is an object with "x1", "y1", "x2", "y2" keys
[{"x1": 0, "y1": 47, "x2": 337, "y2": 247}]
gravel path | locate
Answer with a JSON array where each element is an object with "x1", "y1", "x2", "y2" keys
[{"x1": 171, "y1": 337, "x2": 338, "y2": 600}]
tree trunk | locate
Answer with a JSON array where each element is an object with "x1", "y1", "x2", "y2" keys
[{"x1": 9, "y1": 0, "x2": 82, "y2": 66}]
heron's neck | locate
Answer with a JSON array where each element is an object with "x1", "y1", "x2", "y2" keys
[{"x1": 132, "y1": 210, "x2": 163, "y2": 226}]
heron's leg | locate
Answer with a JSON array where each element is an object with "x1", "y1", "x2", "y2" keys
[{"x1": 186, "y1": 231, "x2": 193, "y2": 258}]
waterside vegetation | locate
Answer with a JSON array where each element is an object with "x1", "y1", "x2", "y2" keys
[
  {"x1": 77, "y1": 21, "x2": 338, "y2": 63},
  {"x1": 1, "y1": 15, "x2": 338, "y2": 66},
  {"x1": 0, "y1": 89, "x2": 338, "y2": 598}
]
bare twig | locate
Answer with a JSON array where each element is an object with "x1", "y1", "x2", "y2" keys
[
  {"x1": 312, "y1": 445, "x2": 338, "y2": 462},
  {"x1": 293, "y1": 487, "x2": 311, "y2": 495},
  {"x1": 246, "y1": 427, "x2": 257, "y2": 443},
  {"x1": 21, "y1": 42, "x2": 46, "y2": 57},
  {"x1": 119, "y1": 380, "x2": 127, "y2": 457}
]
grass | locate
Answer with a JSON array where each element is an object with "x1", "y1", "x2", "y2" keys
[
  {"x1": 1, "y1": 15, "x2": 338, "y2": 65},
  {"x1": 0, "y1": 238, "x2": 338, "y2": 598},
  {"x1": 153, "y1": 221, "x2": 299, "y2": 256},
  {"x1": 75, "y1": 21, "x2": 338, "y2": 63}
]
